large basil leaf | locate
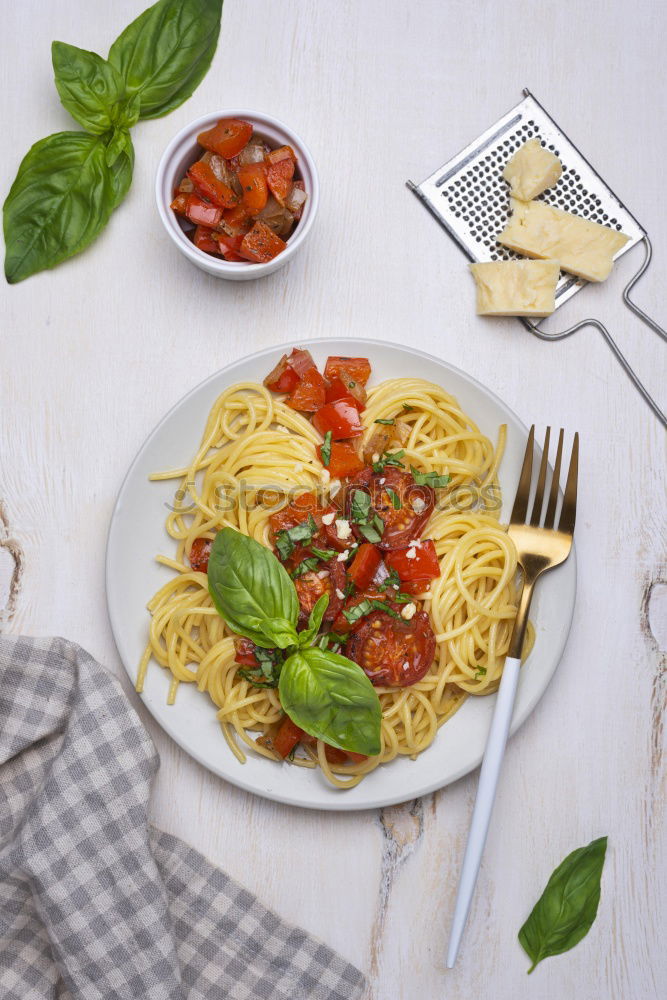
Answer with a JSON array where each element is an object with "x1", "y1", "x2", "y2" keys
[
  {"x1": 52, "y1": 41, "x2": 135, "y2": 134},
  {"x1": 108, "y1": 0, "x2": 223, "y2": 120},
  {"x1": 3, "y1": 130, "x2": 134, "y2": 284},
  {"x1": 256, "y1": 618, "x2": 299, "y2": 650},
  {"x1": 207, "y1": 528, "x2": 299, "y2": 648},
  {"x1": 279, "y1": 647, "x2": 382, "y2": 755},
  {"x1": 519, "y1": 836, "x2": 608, "y2": 973}
]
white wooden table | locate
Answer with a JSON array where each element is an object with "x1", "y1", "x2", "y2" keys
[{"x1": 2, "y1": 2, "x2": 666, "y2": 997}]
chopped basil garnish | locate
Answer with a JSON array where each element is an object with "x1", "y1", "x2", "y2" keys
[
  {"x1": 402, "y1": 403, "x2": 414, "y2": 412},
  {"x1": 385, "y1": 487, "x2": 402, "y2": 509},
  {"x1": 310, "y1": 545, "x2": 336, "y2": 561},
  {"x1": 372, "y1": 450, "x2": 405, "y2": 473},
  {"x1": 275, "y1": 514, "x2": 318, "y2": 561},
  {"x1": 320, "y1": 430, "x2": 332, "y2": 467},
  {"x1": 238, "y1": 646, "x2": 284, "y2": 688},
  {"x1": 350, "y1": 488, "x2": 371, "y2": 523},
  {"x1": 410, "y1": 465, "x2": 451, "y2": 488},
  {"x1": 290, "y1": 557, "x2": 321, "y2": 579},
  {"x1": 343, "y1": 597, "x2": 403, "y2": 625},
  {"x1": 475, "y1": 666, "x2": 487, "y2": 678},
  {"x1": 374, "y1": 418, "x2": 394, "y2": 425},
  {"x1": 358, "y1": 515, "x2": 384, "y2": 544},
  {"x1": 344, "y1": 580, "x2": 356, "y2": 598}
]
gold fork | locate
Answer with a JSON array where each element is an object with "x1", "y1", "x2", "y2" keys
[{"x1": 447, "y1": 426, "x2": 579, "y2": 967}]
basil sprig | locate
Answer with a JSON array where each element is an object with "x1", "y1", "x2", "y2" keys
[
  {"x1": 207, "y1": 529, "x2": 381, "y2": 755},
  {"x1": 4, "y1": 0, "x2": 223, "y2": 283},
  {"x1": 519, "y1": 837, "x2": 608, "y2": 973}
]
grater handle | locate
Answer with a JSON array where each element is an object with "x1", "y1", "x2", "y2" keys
[
  {"x1": 622, "y1": 237, "x2": 667, "y2": 343},
  {"x1": 525, "y1": 238, "x2": 666, "y2": 429}
]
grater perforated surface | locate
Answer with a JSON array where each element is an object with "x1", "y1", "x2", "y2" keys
[{"x1": 409, "y1": 89, "x2": 646, "y2": 310}]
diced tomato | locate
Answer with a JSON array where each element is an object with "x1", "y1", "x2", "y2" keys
[
  {"x1": 385, "y1": 539, "x2": 441, "y2": 583},
  {"x1": 317, "y1": 440, "x2": 364, "y2": 479},
  {"x1": 348, "y1": 543, "x2": 382, "y2": 590},
  {"x1": 234, "y1": 638, "x2": 259, "y2": 666},
  {"x1": 394, "y1": 578, "x2": 432, "y2": 596},
  {"x1": 222, "y1": 203, "x2": 252, "y2": 236},
  {"x1": 325, "y1": 370, "x2": 367, "y2": 408},
  {"x1": 215, "y1": 233, "x2": 245, "y2": 261},
  {"x1": 239, "y1": 221, "x2": 287, "y2": 263},
  {"x1": 170, "y1": 192, "x2": 189, "y2": 216},
  {"x1": 267, "y1": 156, "x2": 295, "y2": 206},
  {"x1": 197, "y1": 118, "x2": 253, "y2": 158},
  {"x1": 237, "y1": 162, "x2": 268, "y2": 216},
  {"x1": 192, "y1": 226, "x2": 220, "y2": 254},
  {"x1": 267, "y1": 145, "x2": 296, "y2": 165},
  {"x1": 185, "y1": 194, "x2": 222, "y2": 228},
  {"x1": 187, "y1": 160, "x2": 238, "y2": 209},
  {"x1": 323, "y1": 745, "x2": 368, "y2": 765},
  {"x1": 265, "y1": 348, "x2": 316, "y2": 395},
  {"x1": 285, "y1": 367, "x2": 326, "y2": 411},
  {"x1": 273, "y1": 716, "x2": 305, "y2": 758},
  {"x1": 264, "y1": 355, "x2": 300, "y2": 393},
  {"x1": 324, "y1": 356, "x2": 372, "y2": 386},
  {"x1": 346, "y1": 610, "x2": 436, "y2": 687},
  {"x1": 312, "y1": 398, "x2": 364, "y2": 440},
  {"x1": 288, "y1": 348, "x2": 317, "y2": 379},
  {"x1": 188, "y1": 536, "x2": 213, "y2": 572}
]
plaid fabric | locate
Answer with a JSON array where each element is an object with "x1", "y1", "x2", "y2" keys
[{"x1": 0, "y1": 636, "x2": 366, "y2": 1000}]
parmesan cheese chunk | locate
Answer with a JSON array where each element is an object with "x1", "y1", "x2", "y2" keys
[
  {"x1": 498, "y1": 199, "x2": 630, "y2": 282},
  {"x1": 470, "y1": 259, "x2": 560, "y2": 317},
  {"x1": 335, "y1": 519, "x2": 352, "y2": 540},
  {"x1": 321, "y1": 512, "x2": 335, "y2": 526},
  {"x1": 502, "y1": 139, "x2": 562, "y2": 201},
  {"x1": 401, "y1": 603, "x2": 417, "y2": 620}
]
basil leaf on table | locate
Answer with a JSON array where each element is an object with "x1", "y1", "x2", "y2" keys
[
  {"x1": 518, "y1": 836, "x2": 608, "y2": 973},
  {"x1": 109, "y1": 0, "x2": 224, "y2": 120},
  {"x1": 207, "y1": 528, "x2": 299, "y2": 648},
  {"x1": 51, "y1": 41, "x2": 132, "y2": 134},
  {"x1": 3, "y1": 131, "x2": 133, "y2": 284},
  {"x1": 296, "y1": 594, "x2": 330, "y2": 649},
  {"x1": 279, "y1": 647, "x2": 381, "y2": 755}
]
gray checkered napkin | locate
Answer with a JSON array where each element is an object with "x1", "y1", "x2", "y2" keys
[{"x1": 0, "y1": 635, "x2": 366, "y2": 1000}]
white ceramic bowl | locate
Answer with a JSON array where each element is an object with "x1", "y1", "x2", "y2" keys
[{"x1": 155, "y1": 110, "x2": 319, "y2": 280}]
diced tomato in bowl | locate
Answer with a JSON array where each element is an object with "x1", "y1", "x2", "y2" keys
[{"x1": 162, "y1": 113, "x2": 315, "y2": 277}]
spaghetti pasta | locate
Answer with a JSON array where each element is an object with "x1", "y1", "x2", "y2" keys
[{"x1": 138, "y1": 373, "x2": 531, "y2": 788}]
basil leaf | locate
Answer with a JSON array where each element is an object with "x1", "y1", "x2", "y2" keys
[
  {"x1": 52, "y1": 41, "x2": 130, "y2": 134},
  {"x1": 290, "y1": 557, "x2": 320, "y2": 579},
  {"x1": 402, "y1": 403, "x2": 414, "y2": 412},
  {"x1": 350, "y1": 489, "x2": 371, "y2": 523},
  {"x1": 297, "y1": 594, "x2": 330, "y2": 649},
  {"x1": 310, "y1": 546, "x2": 336, "y2": 561},
  {"x1": 108, "y1": 0, "x2": 223, "y2": 120},
  {"x1": 359, "y1": 522, "x2": 382, "y2": 544},
  {"x1": 207, "y1": 527, "x2": 298, "y2": 648},
  {"x1": 519, "y1": 837, "x2": 608, "y2": 974},
  {"x1": 320, "y1": 430, "x2": 332, "y2": 467},
  {"x1": 374, "y1": 418, "x2": 394, "y2": 425},
  {"x1": 279, "y1": 647, "x2": 381, "y2": 755},
  {"x1": 410, "y1": 465, "x2": 451, "y2": 488},
  {"x1": 275, "y1": 514, "x2": 318, "y2": 561},
  {"x1": 385, "y1": 487, "x2": 402, "y2": 509},
  {"x1": 257, "y1": 618, "x2": 299, "y2": 650},
  {"x1": 372, "y1": 450, "x2": 405, "y2": 473},
  {"x1": 3, "y1": 130, "x2": 133, "y2": 284}
]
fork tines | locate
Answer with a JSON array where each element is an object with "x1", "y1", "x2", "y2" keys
[{"x1": 510, "y1": 426, "x2": 579, "y2": 533}]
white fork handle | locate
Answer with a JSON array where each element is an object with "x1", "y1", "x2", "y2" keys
[{"x1": 446, "y1": 655, "x2": 522, "y2": 968}]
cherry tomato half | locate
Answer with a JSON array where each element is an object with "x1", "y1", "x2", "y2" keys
[
  {"x1": 347, "y1": 467, "x2": 434, "y2": 550},
  {"x1": 188, "y1": 537, "x2": 213, "y2": 572},
  {"x1": 345, "y1": 609, "x2": 436, "y2": 687},
  {"x1": 293, "y1": 558, "x2": 346, "y2": 629}
]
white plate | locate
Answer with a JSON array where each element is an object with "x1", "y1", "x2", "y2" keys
[{"x1": 106, "y1": 338, "x2": 576, "y2": 811}]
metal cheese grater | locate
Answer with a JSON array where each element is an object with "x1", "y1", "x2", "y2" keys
[{"x1": 407, "y1": 88, "x2": 666, "y2": 428}]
